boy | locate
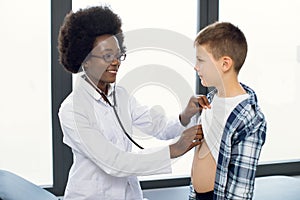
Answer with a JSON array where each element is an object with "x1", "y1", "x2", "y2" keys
[{"x1": 190, "y1": 22, "x2": 267, "y2": 200}]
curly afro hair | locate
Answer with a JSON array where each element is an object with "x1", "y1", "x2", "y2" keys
[{"x1": 58, "y1": 6, "x2": 126, "y2": 73}]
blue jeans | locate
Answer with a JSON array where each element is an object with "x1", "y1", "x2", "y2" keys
[{"x1": 0, "y1": 170, "x2": 57, "y2": 200}]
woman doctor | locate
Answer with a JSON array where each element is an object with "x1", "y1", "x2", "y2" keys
[{"x1": 58, "y1": 6, "x2": 208, "y2": 200}]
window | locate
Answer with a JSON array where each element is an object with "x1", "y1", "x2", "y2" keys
[
  {"x1": 219, "y1": 0, "x2": 300, "y2": 163},
  {"x1": 0, "y1": 0, "x2": 52, "y2": 186},
  {"x1": 4, "y1": 1, "x2": 298, "y2": 197}
]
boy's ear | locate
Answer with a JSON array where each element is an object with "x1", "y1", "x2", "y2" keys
[{"x1": 221, "y1": 56, "x2": 233, "y2": 72}]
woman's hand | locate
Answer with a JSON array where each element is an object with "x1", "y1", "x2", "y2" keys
[
  {"x1": 180, "y1": 95, "x2": 211, "y2": 126},
  {"x1": 169, "y1": 125, "x2": 203, "y2": 158}
]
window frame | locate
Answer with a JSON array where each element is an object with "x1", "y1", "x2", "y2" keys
[
  {"x1": 47, "y1": 0, "x2": 73, "y2": 196},
  {"x1": 48, "y1": 0, "x2": 300, "y2": 195}
]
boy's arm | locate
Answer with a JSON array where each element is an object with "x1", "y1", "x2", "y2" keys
[{"x1": 224, "y1": 120, "x2": 266, "y2": 199}]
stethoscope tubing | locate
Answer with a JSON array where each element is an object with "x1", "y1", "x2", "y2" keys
[{"x1": 82, "y1": 66, "x2": 144, "y2": 149}]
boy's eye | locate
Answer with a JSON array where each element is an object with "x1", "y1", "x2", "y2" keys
[{"x1": 197, "y1": 58, "x2": 204, "y2": 63}]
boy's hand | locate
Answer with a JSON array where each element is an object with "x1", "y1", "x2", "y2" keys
[{"x1": 180, "y1": 95, "x2": 210, "y2": 126}]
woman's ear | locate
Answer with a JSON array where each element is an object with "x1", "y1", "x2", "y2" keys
[
  {"x1": 83, "y1": 58, "x2": 90, "y2": 68},
  {"x1": 84, "y1": 61, "x2": 89, "y2": 68},
  {"x1": 221, "y1": 56, "x2": 233, "y2": 72}
]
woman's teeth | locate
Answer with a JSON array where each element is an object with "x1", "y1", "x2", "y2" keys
[{"x1": 107, "y1": 69, "x2": 117, "y2": 74}]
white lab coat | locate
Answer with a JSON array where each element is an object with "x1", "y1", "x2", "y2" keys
[{"x1": 58, "y1": 73, "x2": 185, "y2": 200}]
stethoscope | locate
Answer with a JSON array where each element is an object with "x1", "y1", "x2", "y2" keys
[{"x1": 82, "y1": 65, "x2": 144, "y2": 149}]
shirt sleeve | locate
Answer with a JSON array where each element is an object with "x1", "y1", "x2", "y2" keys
[
  {"x1": 58, "y1": 97, "x2": 172, "y2": 178},
  {"x1": 129, "y1": 95, "x2": 185, "y2": 140},
  {"x1": 188, "y1": 182, "x2": 197, "y2": 200},
  {"x1": 224, "y1": 117, "x2": 266, "y2": 199}
]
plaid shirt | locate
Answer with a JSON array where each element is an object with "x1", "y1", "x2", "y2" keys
[{"x1": 189, "y1": 83, "x2": 267, "y2": 200}]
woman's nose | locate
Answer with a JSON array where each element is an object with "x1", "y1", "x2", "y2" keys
[{"x1": 111, "y1": 58, "x2": 120, "y2": 65}]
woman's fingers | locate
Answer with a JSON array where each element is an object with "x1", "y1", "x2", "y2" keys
[
  {"x1": 197, "y1": 95, "x2": 211, "y2": 109},
  {"x1": 192, "y1": 125, "x2": 204, "y2": 142}
]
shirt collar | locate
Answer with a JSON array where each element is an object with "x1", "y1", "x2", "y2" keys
[{"x1": 207, "y1": 83, "x2": 259, "y2": 110}]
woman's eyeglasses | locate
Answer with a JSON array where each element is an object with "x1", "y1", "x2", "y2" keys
[{"x1": 89, "y1": 53, "x2": 126, "y2": 63}]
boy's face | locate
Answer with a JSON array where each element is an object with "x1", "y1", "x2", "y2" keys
[{"x1": 194, "y1": 44, "x2": 222, "y2": 88}]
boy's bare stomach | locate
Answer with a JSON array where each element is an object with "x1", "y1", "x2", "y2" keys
[{"x1": 191, "y1": 140, "x2": 216, "y2": 193}]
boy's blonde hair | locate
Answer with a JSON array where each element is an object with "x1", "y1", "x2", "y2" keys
[{"x1": 195, "y1": 22, "x2": 247, "y2": 73}]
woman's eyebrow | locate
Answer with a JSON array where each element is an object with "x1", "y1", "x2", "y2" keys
[{"x1": 93, "y1": 48, "x2": 120, "y2": 54}]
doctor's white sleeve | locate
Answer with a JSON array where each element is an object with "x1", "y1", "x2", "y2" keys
[
  {"x1": 58, "y1": 101, "x2": 172, "y2": 178},
  {"x1": 129, "y1": 95, "x2": 185, "y2": 140}
]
